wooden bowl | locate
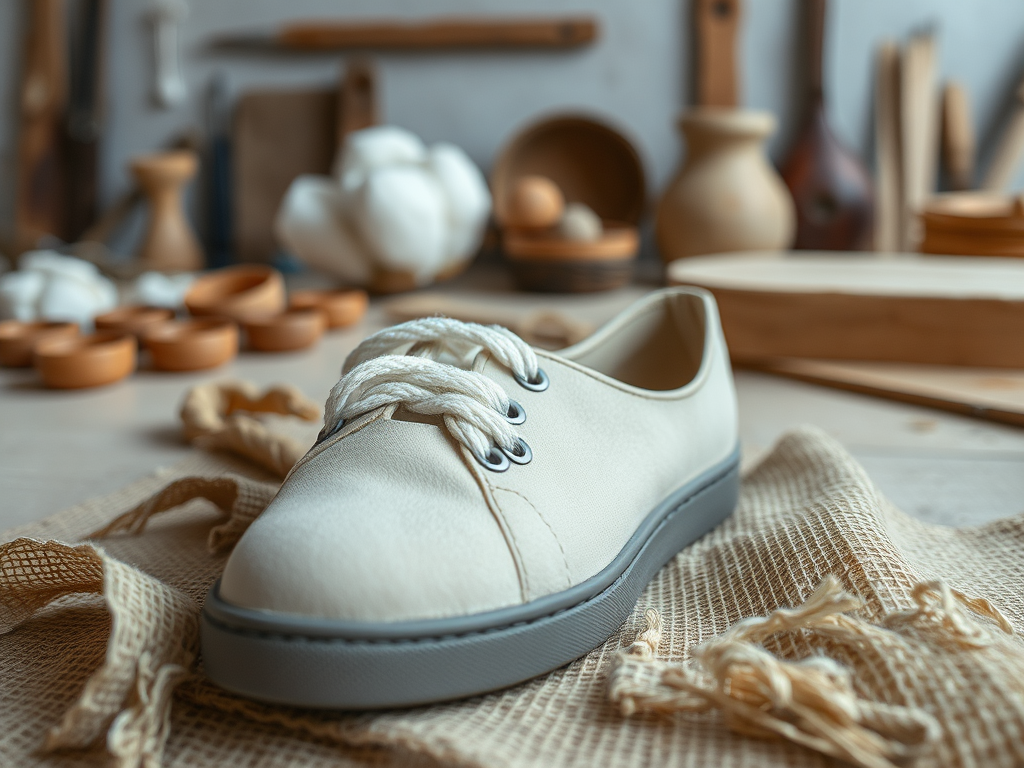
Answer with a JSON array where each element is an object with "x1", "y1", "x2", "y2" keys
[
  {"x1": 95, "y1": 306, "x2": 176, "y2": 339},
  {"x1": 184, "y1": 265, "x2": 286, "y2": 321},
  {"x1": 33, "y1": 332, "x2": 136, "y2": 389},
  {"x1": 920, "y1": 192, "x2": 1024, "y2": 257},
  {"x1": 243, "y1": 308, "x2": 327, "y2": 352},
  {"x1": 142, "y1": 317, "x2": 239, "y2": 371},
  {"x1": 492, "y1": 114, "x2": 646, "y2": 227},
  {"x1": 504, "y1": 222, "x2": 639, "y2": 292},
  {"x1": 0, "y1": 320, "x2": 79, "y2": 368},
  {"x1": 289, "y1": 289, "x2": 369, "y2": 329}
]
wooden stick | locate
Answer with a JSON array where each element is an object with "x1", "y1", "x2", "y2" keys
[
  {"x1": 941, "y1": 81, "x2": 975, "y2": 191},
  {"x1": 873, "y1": 40, "x2": 902, "y2": 252},
  {"x1": 899, "y1": 31, "x2": 939, "y2": 252},
  {"x1": 14, "y1": 0, "x2": 68, "y2": 252},
  {"x1": 694, "y1": 0, "x2": 742, "y2": 108},
  {"x1": 216, "y1": 17, "x2": 598, "y2": 51},
  {"x1": 981, "y1": 76, "x2": 1024, "y2": 192}
]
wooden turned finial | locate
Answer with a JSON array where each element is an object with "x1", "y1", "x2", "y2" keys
[{"x1": 131, "y1": 149, "x2": 204, "y2": 271}]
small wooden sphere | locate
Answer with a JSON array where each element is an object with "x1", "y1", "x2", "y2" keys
[{"x1": 505, "y1": 176, "x2": 565, "y2": 230}]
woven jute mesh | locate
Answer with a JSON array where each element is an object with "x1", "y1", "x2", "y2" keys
[{"x1": 2, "y1": 427, "x2": 1023, "y2": 768}]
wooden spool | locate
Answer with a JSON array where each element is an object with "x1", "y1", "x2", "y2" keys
[
  {"x1": 131, "y1": 149, "x2": 204, "y2": 271},
  {"x1": 491, "y1": 114, "x2": 645, "y2": 292}
]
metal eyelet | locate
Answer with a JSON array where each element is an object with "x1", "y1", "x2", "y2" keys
[
  {"x1": 514, "y1": 367, "x2": 549, "y2": 392},
  {"x1": 477, "y1": 446, "x2": 510, "y2": 473},
  {"x1": 504, "y1": 399, "x2": 526, "y2": 424},
  {"x1": 503, "y1": 438, "x2": 532, "y2": 465}
]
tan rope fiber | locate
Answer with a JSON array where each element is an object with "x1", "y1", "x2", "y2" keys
[
  {"x1": 88, "y1": 475, "x2": 279, "y2": 553},
  {"x1": 179, "y1": 381, "x2": 319, "y2": 478},
  {"x1": 608, "y1": 574, "x2": 1019, "y2": 768}
]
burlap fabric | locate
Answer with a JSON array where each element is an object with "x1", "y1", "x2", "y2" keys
[{"x1": 2, "y1": 427, "x2": 1023, "y2": 768}]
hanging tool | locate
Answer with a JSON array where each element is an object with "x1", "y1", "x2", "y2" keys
[
  {"x1": 210, "y1": 17, "x2": 598, "y2": 52},
  {"x1": 65, "y1": 0, "x2": 109, "y2": 241},
  {"x1": 14, "y1": 0, "x2": 69, "y2": 253},
  {"x1": 149, "y1": 0, "x2": 188, "y2": 108},
  {"x1": 780, "y1": 0, "x2": 873, "y2": 250}
]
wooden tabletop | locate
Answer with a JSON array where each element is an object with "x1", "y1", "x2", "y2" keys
[{"x1": 2, "y1": 270, "x2": 1023, "y2": 533}]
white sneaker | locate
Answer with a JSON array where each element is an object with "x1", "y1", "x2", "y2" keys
[{"x1": 203, "y1": 287, "x2": 739, "y2": 708}]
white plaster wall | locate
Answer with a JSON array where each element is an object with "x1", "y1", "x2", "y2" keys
[{"x1": 1, "y1": 0, "x2": 1023, "y2": 242}]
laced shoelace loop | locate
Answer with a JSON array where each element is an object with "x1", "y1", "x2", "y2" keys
[{"x1": 322, "y1": 318, "x2": 544, "y2": 466}]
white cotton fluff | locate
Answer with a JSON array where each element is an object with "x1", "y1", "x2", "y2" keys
[
  {"x1": 276, "y1": 125, "x2": 491, "y2": 288},
  {"x1": 0, "y1": 251, "x2": 116, "y2": 329}
]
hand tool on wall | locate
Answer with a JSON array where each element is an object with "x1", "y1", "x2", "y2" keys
[
  {"x1": 65, "y1": 0, "x2": 109, "y2": 241},
  {"x1": 14, "y1": 0, "x2": 69, "y2": 253},
  {"x1": 981, "y1": 75, "x2": 1024, "y2": 192},
  {"x1": 941, "y1": 81, "x2": 975, "y2": 192},
  {"x1": 149, "y1": 0, "x2": 188, "y2": 108},
  {"x1": 780, "y1": 0, "x2": 873, "y2": 251},
  {"x1": 210, "y1": 17, "x2": 597, "y2": 52}
]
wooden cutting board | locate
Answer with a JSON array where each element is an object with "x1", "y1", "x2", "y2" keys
[
  {"x1": 667, "y1": 252, "x2": 1024, "y2": 368},
  {"x1": 757, "y1": 358, "x2": 1024, "y2": 428},
  {"x1": 233, "y1": 88, "x2": 337, "y2": 263}
]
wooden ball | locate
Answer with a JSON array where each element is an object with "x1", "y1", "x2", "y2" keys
[{"x1": 506, "y1": 175, "x2": 565, "y2": 230}]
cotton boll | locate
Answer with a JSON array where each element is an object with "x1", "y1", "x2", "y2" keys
[
  {"x1": 36, "y1": 271, "x2": 116, "y2": 330},
  {"x1": 428, "y1": 143, "x2": 491, "y2": 265},
  {"x1": 336, "y1": 126, "x2": 428, "y2": 198},
  {"x1": 0, "y1": 270, "x2": 45, "y2": 321},
  {"x1": 20, "y1": 250, "x2": 102, "y2": 283},
  {"x1": 352, "y1": 165, "x2": 448, "y2": 282},
  {"x1": 134, "y1": 271, "x2": 196, "y2": 309},
  {"x1": 558, "y1": 203, "x2": 603, "y2": 242},
  {"x1": 276, "y1": 175, "x2": 373, "y2": 285}
]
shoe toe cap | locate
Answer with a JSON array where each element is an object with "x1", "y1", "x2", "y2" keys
[{"x1": 219, "y1": 419, "x2": 523, "y2": 623}]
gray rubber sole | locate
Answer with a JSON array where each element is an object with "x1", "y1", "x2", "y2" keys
[{"x1": 201, "y1": 448, "x2": 740, "y2": 709}]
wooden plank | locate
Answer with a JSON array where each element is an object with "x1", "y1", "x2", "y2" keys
[
  {"x1": 756, "y1": 358, "x2": 1024, "y2": 428},
  {"x1": 232, "y1": 88, "x2": 337, "y2": 263},
  {"x1": 668, "y1": 252, "x2": 1024, "y2": 368}
]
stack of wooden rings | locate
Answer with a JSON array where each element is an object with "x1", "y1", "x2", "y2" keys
[{"x1": 920, "y1": 192, "x2": 1024, "y2": 258}]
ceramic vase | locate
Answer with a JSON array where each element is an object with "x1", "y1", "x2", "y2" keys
[
  {"x1": 132, "y1": 149, "x2": 204, "y2": 272},
  {"x1": 656, "y1": 109, "x2": 795, "y2": 263}
]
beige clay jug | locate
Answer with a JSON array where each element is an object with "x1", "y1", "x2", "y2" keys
[{"x1": 656, "y1": 109, "x2": 795, "y2": 263}]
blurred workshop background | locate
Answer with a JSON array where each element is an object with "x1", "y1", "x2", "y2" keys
[{"x1": 2, "y1": 0, "x2": 1024, "y2": 250}]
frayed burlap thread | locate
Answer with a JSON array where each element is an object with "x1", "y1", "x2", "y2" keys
[
  {"x1": 0, "y1": 538, "x2": 199, "y2": 768},
  {"x1": 607, "y1": 574, "x2": 1021, "y2": 768},
  {"x1": 3, "y1": 426, "x2": 1024, "y2": 768}
]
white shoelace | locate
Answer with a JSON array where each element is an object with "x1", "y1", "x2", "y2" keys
[{"x1": 321, "y1": 318, "x2": 543, "y2": 464}]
